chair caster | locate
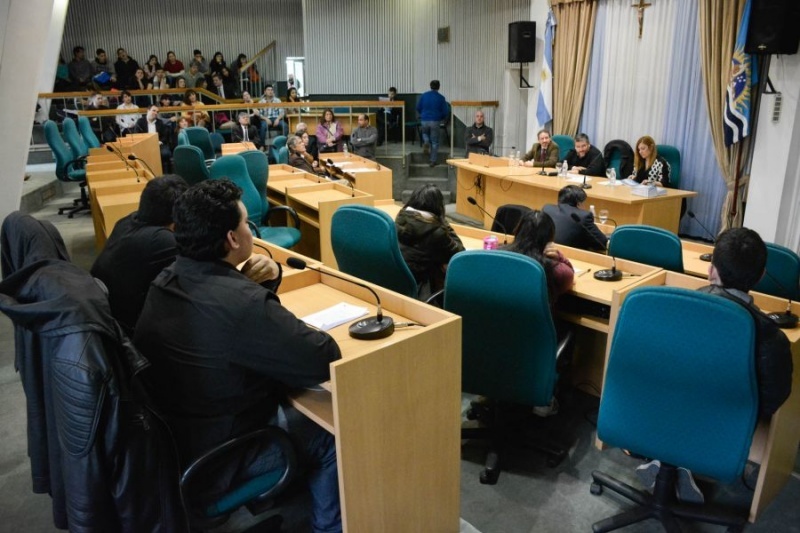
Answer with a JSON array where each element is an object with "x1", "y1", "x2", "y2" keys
[
  {"x1": 479, "y1": 468, "x2": 499, "y2": 485},
  {"x1": 590, "y1": 482, "x2": 603, "y2": 496},
  {"x1": 547, "y1": 450, "x2": 567, "y2": 468}
]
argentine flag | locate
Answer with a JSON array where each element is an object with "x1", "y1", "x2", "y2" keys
[
  {"x1": 723, "y1": 0, "x2": 756, "y2": 147},
  {"x1": 537, "y1": 11, "x2": 556, "y2": 126}
]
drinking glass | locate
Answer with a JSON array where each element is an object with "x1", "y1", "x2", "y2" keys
[{"x1": 598, "y1": 209, "x2": 609, "y2": 225}]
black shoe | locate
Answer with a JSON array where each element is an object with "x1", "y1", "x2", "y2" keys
[{"x1": 429, "y1": 162, "x2": 437, "y2": 167}]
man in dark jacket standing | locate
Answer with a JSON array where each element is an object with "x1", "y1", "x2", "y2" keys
[
  {"x1": 416, "y1": 80, "x2": 449, "y2": 167},
  {"x1": 134, "y1": 180, "x2": 343, "y2": 533}
]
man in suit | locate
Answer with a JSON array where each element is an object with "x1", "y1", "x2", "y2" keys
[
  {"x1": 543, "y1": 185, "x2": 608, "y2": 251},
  {"x1": 230, "y1": 112, "x2": 262, "y2": 148},
  {"x1": 134, "y1": 105, "x2": 173, "y2": 172},
  {"x1": 566, "y1": 133, "x2": 606, "y2": 177}
]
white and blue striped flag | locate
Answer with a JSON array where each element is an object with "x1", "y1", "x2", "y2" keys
[{"x1": 536, "y1": 10, "x2": 556, "y2": 126}]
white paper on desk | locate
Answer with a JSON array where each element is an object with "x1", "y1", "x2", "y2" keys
[
  {"x1": 598, "y1": 180, "x2": 624, "y2": 187},
  {"x1": 344, "y1": 167, "x2": 374, "y2": 173},
  {"x1": 335, "y1": 161, "x2": 353, "y2": 166},
  {"x1": 565, "y1": 174, "x2": 590, "y2": 183},
  {"x1": 301, "y1": 302, "x2": 368, "y2": 331},
  {"x1": 573, "y1": 268, "x2": 587, "y2": 277}
]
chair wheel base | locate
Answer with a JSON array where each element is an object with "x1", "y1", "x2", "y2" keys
[
  {"x1": 590, "y1": 482, "x2": 603, "y2": 495},
  {"x1": 479, "y1": 468, "x2": 499, "y2": 485}
]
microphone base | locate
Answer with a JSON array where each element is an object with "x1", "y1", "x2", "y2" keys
[
  {"x1": 594, "y1": 268, "x2": 623, "y2": 282},
  {"x1": 767, "y1": 312, "x2": 799, "y2": 329},
  {"x1": 699, "y1": 253, "x2": 712, "y2": 262},
  {"x1": 349, "y1": 316, "x2": 395, "y2": 340},
  {"x1": 581, "y1": 183, "x2": 592, "y2": 189}
]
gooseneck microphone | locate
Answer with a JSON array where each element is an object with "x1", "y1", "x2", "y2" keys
[
  {"x1": 571, "y1": 213, "x2": 623, "y2": 281},
  {"x1": 286, "y1": 257, "x2": 395, "y2": 340},
  {"x1": 466, "y1": 196, "x2": 508, "y2": 244},
  {"x1": 686, "y1": 211, "x2": 717, "y2": 261},
  {"x1": 326, "y1": 158, "x2": 355, "y2": 197},
  {"x1": 127, "y1": 154, "x2": 156, "y2": 179},
  {"x1": 106, "y1": 144, "x2": 140, "y2": 182},
  {"x1": 760, "y1": 271, "x2": 799, "y2": 329}
]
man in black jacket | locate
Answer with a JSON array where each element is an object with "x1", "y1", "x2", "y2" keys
[
  {"x1": 566, "y1": 133, "x2": 606, "y2": 176},
  {"x1": 699, "y1": 227, "x2": 792, "y2": 418},
  {"x1": 134, "y1": 180, "x2": 342, "y2": 532},
  {"x1": 133, "y1": 105, "x2": 174, "y2": 171},
  {"x1": 91, "y1": 175, "x2": 188, "y2": 335},
  {"x1": 543, "y1": 185, "x2": 608, "y2": 252}
]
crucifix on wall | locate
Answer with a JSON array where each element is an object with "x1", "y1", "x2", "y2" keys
[{"x1": 633, "y1": 0, "x2": 652, "y2": 39}]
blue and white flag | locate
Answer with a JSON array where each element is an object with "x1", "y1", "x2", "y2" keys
[
  {"x1": 536, "y1": 10, "x2": 556, "y2": 126},
  {"x1": 723, "y1": 0, "x2": 756, "y2": 147}
]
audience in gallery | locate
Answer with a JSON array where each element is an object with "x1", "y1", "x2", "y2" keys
[
  {"x1": 114, "y1": 48, "x2": 140, "y2": 90},
  {"x1": 189, "y1": 49, "x2": 208, "y2": 74},
  {"x1": 350, "y1": 114, "x2": 378, "y2": 160},
  {"x1": 209, "y1": 52, "x2": 227, "y2": 78},
  {"x1": 184, "y1": 63, "x2": 205, "y2": 89},
  {"x1": 630, "y1": 135, "x2": 671, "y2": 187},
  {"x1": 171, "y1": 116, "x2": 190, "y2": 149},
  {"x1": 67, "y1": 46, "x2": 92, "y2": 88},
  {"x1": 288, "y1": 134, "x2": 326, "y2": 176},
  {"x1": 316, "y1": 108, "x2": 343, "y2": 153},
  {"x1": 295, "y1": 122, "x2": 319, "y2": 159},
  {"x1": 230, "y1": 112, "x2": 261, "y2": 149},
  {"x1": 395, "y1": 184, "x2": 465, "y2": 296},
  {"x1": 565, "y1": 133, "x2": 606, "y2": 177},
  {"x1": 163, "y1": 51, "x2": 185, "y2": 82},
  {"x1": 90, "y1": 48, "x2": 116, "y2": 89},
  {"x1": 287, "y1": 86, "x2": 302, "y2": 103},
  {"x1": 259, "y1": 83, "x2": 288, "y2": 138},
  {"x1": 151, "y1": 67, "x2": 170, "y2": 90},
  {"x1": 180, "y1": 89, "x2": 210, "y2": 128},
  {"x1": 143, "y1": 54, "x2": 160, "y2": 81},
  {"x1": 542, "y1": 185, "x2": 608, "y2": 252},
  {"x1": 115, "y1": 90, "x2": 140, "y2": 135},
  {"x1": 502, "y1": 209, "x2": 574, "y2": 306},
  {"x1": 523, "y1": 128, "x2": 560, "y2": 169}
]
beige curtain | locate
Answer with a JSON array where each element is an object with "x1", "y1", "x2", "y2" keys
[
  {"x1": 551, "y1": 0, "x2": 598, "y2": 136},
  {"x1": 698, "y1": 0, "x2": 751, "y2": 230}
]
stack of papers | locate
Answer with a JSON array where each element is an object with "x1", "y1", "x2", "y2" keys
[
  {"x1": 631, "y1": 185, "x2": 667, "y2": 197},
  {"x1": 302, "y1": 302, "x2": 368, "y2": 331}
]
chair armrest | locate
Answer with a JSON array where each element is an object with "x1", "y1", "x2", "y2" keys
[
  {"x1": 180, "y1": 426, "x2": 298, "y2": 513},
  {"x1": 247, "y1": 220, "x2": 260, "y2": 237},
  {"x1": 425, "y1": 289, "x2": 444, "y2": 307},
  {"x1": 555, "y1": 329, "x2": 574, "y2": 361},
  {"x1": 265, "y1": 205, "x2": 301, "y2": 231},
  {"x1": 66, "y1": 156, "x2": 86, "y2": 171}
]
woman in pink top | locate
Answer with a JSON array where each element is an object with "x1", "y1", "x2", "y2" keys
[{"x1": 316, "y1": 108, "x2": 343, "y2": 153}]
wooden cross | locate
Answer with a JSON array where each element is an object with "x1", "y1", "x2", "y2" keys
[{"x1": 633, "y1": 0, "x2": 652, "y2": 39}]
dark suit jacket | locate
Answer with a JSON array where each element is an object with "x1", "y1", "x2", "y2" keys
[
  {"x1": 565, "y1": 145, "x2": 606, "y2": 176},
  {"x1": 543, "y1": 203, "x2": 608, "y2": 252},
  {"x1": 230, "y1": 124, "x2": 261, "y2": 147},
  {"x1": 134, "y1": 117, "x2": 170, "y2": 144}
]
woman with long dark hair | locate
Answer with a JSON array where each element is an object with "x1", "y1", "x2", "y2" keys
[
  {"x1": 503, "y1": 210, "x2": 574, "y2": 304},
  {"x1": 395, "y1": 184, "x2": 465, "y2": 295}
]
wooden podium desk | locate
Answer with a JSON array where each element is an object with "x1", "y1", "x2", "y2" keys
[
  {"x1": 279, "y1": 267, "x2": 461, "y2": 532},
  {"x1": 448, "y1": 158, "x2": 696, "y2": 233},
  {"x1": 285, "y1": 182, "x2": 374, "y2": 267},
  {"x1": 221, "y1": 142, "x2": 256, "y2": 155},
  {"x1": 601, "y1": 270, "x2": 800, "y2": 522},
  {"x1": 112, "y1": 133, "x2": 163, "y2": 176},
  {"x1": 682, "y1": 240, "x2": 714, "y2": 278},
  {"x1": 324, "y1": 152, "x2": 393, "y2": 200},
  {"x1": 266, "y1": 168, "x2": 325, "y2": 206}
]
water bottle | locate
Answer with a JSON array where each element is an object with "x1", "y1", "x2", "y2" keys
[
  {"x1": 560, "y1": 160, "x2": 568, "y2": 177},
  {"x1": 589, "y1": 205, "x2": 596, "y2": 218},
  {"x1": 515, "y1": 150, "x2": 521, "y2": 166},
  {"x1": 508, "y1": 148, "x2": 515, "y2": 167},
  {"x1": 343, "y1": 142, "x2": 348, "y2": 156},
  {"x1": 609, "y1": 167, "x2": 617, "y2": 185},
  {"x1": 483, "y1": 235, "x2": 499, "y2": 250}
]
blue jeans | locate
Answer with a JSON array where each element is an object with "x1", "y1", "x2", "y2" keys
[
  {"x1": 420, "y1": 120, "x2": 440, "y2": 163},
  {"x1": 245, "y1": 405, "x2": 341, "y2": 533}
]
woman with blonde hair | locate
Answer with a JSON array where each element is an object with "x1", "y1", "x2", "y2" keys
[{"x1": 630, "y1": 135, "x2": 671, "y2": 187}]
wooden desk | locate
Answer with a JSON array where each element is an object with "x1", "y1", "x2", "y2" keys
[
  {"x1": 682, "y1": 240, "x2": 714, "y2": 278},
  {"x1": 267, "y1": 168, "x2": 326, "y2": 207},
  {"x1": 285, "y1": 182, "x2": 374, "y2": 267},
  {"x1": 286, "y1": 112, "x2": 377, "y2": 137},
  {"x1": 603, "y1": 270, "x2": 800, "y2": 522},
  {"x1": 112, "y1": 133, "x2": 163, "y2": 176},
  {"x1": 86, "y1": 160, "x2": 152, "y2": 249},
  {"x1": 449, "y1": 158, "x2": 696, "y2": 233},
  {"x1": 277, "y1": 265, "x2": 461, "y2": 532},
  {"x1": 221, "y1": 142, "x2": 256, "y2": 155},
  {"x1": 324, "y1": 152, "x2": 393, "y2": 200}
]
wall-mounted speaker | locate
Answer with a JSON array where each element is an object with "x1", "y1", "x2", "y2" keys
[
  {"x1": 508, "y1": 21, "x2": 536, "y2": 63},
  {"x1": 745, "y1": 0, "x2": 800, "y2": 55}
]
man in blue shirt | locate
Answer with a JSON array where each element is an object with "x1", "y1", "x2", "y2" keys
[{"x1": 416, "y1": 80, "x2": 449, "y2": 167}]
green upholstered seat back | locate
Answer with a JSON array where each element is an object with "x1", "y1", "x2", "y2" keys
[{"x1": 608, "y1": 224, "x2": 684, "y2": 272}]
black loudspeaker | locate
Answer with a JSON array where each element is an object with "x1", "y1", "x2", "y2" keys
[
  {"x1": 508, "y1": 21, "x2": 536, "y2": 63},
  {"x1": 745, "y1": 0, "x2": 800, "y2": 55}
]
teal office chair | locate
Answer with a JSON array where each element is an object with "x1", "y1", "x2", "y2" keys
[
  {"x1": 277, "y1": 146, "x2": 289, "y2": 164},
  {"x1": 753, "y1": 242, "x2": 800, "y2": 300},
  {"x1": 173, "y1": 145, "x2": 211, "y2": 186},
  {"x1": 590, "y1": 286, "x2": 758, "y2": 532},
  {"x1": 551, "y1": 134, "x2": 574, "y2": 161},
  {"x1": 62, "y1": 118, "x2": 89, "y2": 159},
  {"x1": 269, "y1": 135, "x2": 287, "y2": 164},
  {"x1": 185, "y1": 127, "x2": 217, "y2": 165},
  {"x1": 77, "y1": 116, "x2": 101, "y2": 149},
  {"x1": 179, "y1": 427, "x2": 298, "y2": 532},
  {"x1": 602, "y1": 140, "x2": 634, "y2": 179},
  {"x1": 331, "y1": 205, "x2": 418, "y2": 298},
  {"x1": 608, "y1": 224, "x2": 684, "y2": 272},
  {"x1": 209, "y1": 131, "x2": 225, "y2": 156},
  {"x1": 445, "y1": 250, "x2": 569, "y2": 484},
  {"x1": 210, "y1": 155, "x2": 300, "y2": 248},
  {"x1": 43, "y1": 120, "x2": 89, "y2": 218},
  {"x1": 177, "y1": 130, "x2": 190, "y2": 146},
  {"x1": 656, "y1": 144, "x2": 681, "y2": 189}
]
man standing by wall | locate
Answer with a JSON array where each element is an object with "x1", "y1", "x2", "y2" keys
[
  {"x1": 416, "y1": 80, "x2": 449, "y2": 167},
  {"x1": 465, "y1": 110, "x2": 493, "y2": 156}
]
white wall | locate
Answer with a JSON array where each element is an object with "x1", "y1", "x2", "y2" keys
[
  {"x1": 745, "y1": 54, "x2": 800, "y2": 250},
  {"x1": 0, "y1": 0, "x2": 61, "y2": 226}
]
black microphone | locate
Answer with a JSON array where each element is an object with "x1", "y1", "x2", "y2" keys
[
  {"x1": 761, "y1": 271, "x2": 799, "y2": 329},
  {"x1": 467, "y1": 196, "x2": 507, "y2": 244},
  {"x1": 106, "y1": 144, "x2": 140, "y2": 182},
  {"x1": 686, "y1": 211, "x2": 716, "y2": 261},
  {"x1": 326, "y1": 158, "x2": 355, "y2": 197},
  {"x1": 539, "y1": 147, "x2": 547, "y2": 175},
  {"x1": 127, "y1": 154, "x2": 156, "y2": 179},
  {"x1": 581, "y1": 174, "x2": 592, "y2": 189},
  {"x1": 571, "y1": 213, "x2": 622, "y2": 281},
  {"x1": 286, "y1": 257, "x2": 394, "y2": 340}
]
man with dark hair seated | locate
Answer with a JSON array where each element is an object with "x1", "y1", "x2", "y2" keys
[
  {"x1": 133, "y1": 179, "x2": 342, "y2": 533},
  {"x1": 91, "y1": 175, "x2": 189, "y2": 334},
  {"x1": 638, "y1": 227, "x2": 792, "y2": 503},
  {"x1": 542, "y1": 185, "x2": 608, "y2": 251}
]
